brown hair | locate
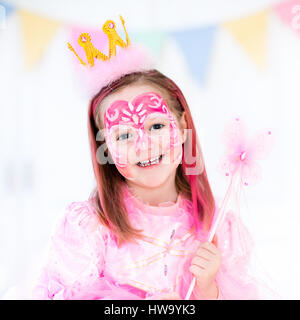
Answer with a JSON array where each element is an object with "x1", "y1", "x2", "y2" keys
[{"x1": 87, "y1": 69, "x2": 216, "y2": 247}]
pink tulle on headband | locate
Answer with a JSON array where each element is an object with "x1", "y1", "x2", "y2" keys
[{"x1": 71, "y1": 43, "x2": 155, "y2": 105}]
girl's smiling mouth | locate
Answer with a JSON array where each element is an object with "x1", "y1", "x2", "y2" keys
[{"x1": 136, "y1": 154, "x2": 163, "y2": 168}]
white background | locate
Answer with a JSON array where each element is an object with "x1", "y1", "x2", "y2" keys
[{"x1": 0, "y1": 0, "x2": 299, "y2": 299}]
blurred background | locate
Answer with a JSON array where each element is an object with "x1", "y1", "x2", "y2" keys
[{"x1": 0, "y1": 0, "x2": 299, "y2": 299}]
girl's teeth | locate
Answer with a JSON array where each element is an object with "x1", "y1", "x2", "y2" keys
[{"x1": 138, "y1": 155, "x2": 161, "y2": 166}]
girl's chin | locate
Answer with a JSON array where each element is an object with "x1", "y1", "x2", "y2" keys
[{"x1": 116, "y1": 165, "x2": 169, "y2": 185}]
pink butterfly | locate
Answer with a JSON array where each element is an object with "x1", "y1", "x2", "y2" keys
[{"x1": 217, "y1": 117, "x2": 274, "y2": 186}]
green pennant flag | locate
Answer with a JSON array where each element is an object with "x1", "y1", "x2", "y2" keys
[{"x1": 131, "y1": 30, "x2": 167, "y2": 58}]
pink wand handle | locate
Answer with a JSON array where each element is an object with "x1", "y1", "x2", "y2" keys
[{"x1": 184, "y1": 173, "x2": 237, "y2": 300}]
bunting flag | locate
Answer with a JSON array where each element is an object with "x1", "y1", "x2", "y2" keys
[
  {"x1": 273, "y1": 0, "x2": 300, "y2": 37},
  {"x1": 18, "y1": 9, "x2": 61, "y2": 70},
  {"x1": 172, "y1": 25, "x2": 217, "y2": 86},
  {"x1": 0, "y1": 1, "x2": 15, "y2": 17},
  {"x1": 0, "y1": 1, "x2": 15, "y2": 29},
  {"x1": 131, "y1": 30, "x2": 167, "y2": 58},
  {"x1": 222, "y1": 10, "x2": 268, "y2": 70},
  {"x1": 2, "y1": 1, "x2": 298, "y2": 75}
]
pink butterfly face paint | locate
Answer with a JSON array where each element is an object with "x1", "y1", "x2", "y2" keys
[{"x1": 104, "y1": 92, "x2": 182, "y2": 180}]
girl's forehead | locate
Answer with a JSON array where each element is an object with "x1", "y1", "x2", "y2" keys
[
  {"x1": 105, "y1": 84, "x2": 161, "y2": 104},
  {"x1": 100, "y1": 85, "x2": 171, "y2": 124}
]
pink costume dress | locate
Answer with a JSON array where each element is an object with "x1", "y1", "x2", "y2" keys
[{"x1": 32, "y1": 183, "x2": 269, "y2": 300}]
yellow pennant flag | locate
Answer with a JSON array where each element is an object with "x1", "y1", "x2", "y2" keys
[
  {"x1": 223, "y1": 10, "x2": 268, "y2": 70},
  {"x1": 18, "y1": 9, "x2": 61, "y2": 70}
]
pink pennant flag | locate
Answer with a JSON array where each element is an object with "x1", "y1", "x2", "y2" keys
[{"x1": 273, "y1": 0, "x2": 300, "y2": 37}]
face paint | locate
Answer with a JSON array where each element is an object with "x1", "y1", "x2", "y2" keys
[{"x1": 104, "y1": 92, "x2": 181, "y2": 169}]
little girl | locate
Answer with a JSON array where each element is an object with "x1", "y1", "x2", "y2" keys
[{"x1": 32, "y1": 17, "x2": 269, "y2": 300}]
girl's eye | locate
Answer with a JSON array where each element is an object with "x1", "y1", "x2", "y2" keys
[
  {"x1": 116, "y1": 124, "x2": 165, "y2": 140},
  {"x1": 117, "y1": 133, "x2": 132, "y2": 141},
  {"x1": 150, "y1": 123, "x2": 165, "y2": 131}
]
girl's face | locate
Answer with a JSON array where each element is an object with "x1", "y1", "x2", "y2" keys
[{"x1": 99, "y1": 83, "x2": 187, "y2": 188}]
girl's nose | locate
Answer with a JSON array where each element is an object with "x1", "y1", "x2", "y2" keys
[{"x1": 135, "y1": 130, "x2": 150, "y2": 153}]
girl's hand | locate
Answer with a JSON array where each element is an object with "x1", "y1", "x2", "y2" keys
[{"x1": 189, "y1": 237, "x2": 221, "y2": 299}]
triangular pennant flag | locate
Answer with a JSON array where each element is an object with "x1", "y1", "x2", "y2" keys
[
  {"x1": 0, "y1": 1, "x2": 15, "y2": 17},
  {"x1": 0, "y1": 1, "x2": 15, "y2": 29},
  {"x1": 131, "y1": 30, "x2": 167, "y2": 58},
  {"x1": 223, "y1": 10, "x2": 268, "y2": 70},
  {"x1": 273, "y1": 0, "x2": 300, "y2": 37},
  {"x1": 172, "y1": 25, "x2": 217, "y2": 86},
  {"x1": 18, "y1": 9, "x2": 61, "y2": 70}
]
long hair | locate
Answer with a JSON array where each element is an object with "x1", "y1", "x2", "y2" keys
[{"x1": 87, "y1": 69, "x2": 216, "y2": 246}]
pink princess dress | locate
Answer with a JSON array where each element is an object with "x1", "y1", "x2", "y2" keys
[{"x1": 32, "y1": 183, "x2": 272, "y2": 300}]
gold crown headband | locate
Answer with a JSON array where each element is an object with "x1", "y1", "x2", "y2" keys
[
  {"x1": 67, "y1": 15, "x2": 131, "y2": 68},
  {"x1": 67, "y1": 15, "x2": 154, "y2": 99}
]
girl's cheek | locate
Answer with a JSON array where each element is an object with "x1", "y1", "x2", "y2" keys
[
  {"x1": 107, "y1": 143, "x2": 138, "y2": 181},
  {"x1": 170, "y1": 123, "x2": 181, "y2": 147},
  {"x1": 168, "y1": 143, "x2": 182, "y2": 164},
  {"x1": 106, "y1": 140, "x2": 130, "y2": 166},
  {"x1": 115, "y1": 159, "x2": 139, "y2": 181},
  {"x1": 173, "y1": 145, "x2": 183, "y2": 163},
  {"x1": 151, "y1": 129, "x2": 179, "y2": 155},
  {"x1": 116, "y1": 164, "x2": 132, "y2": 179},
  {"x1": 111, "y1": 152, "x2": 128, "y2": 167}
]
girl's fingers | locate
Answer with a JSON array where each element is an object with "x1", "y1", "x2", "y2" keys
[
  {"x1": 189, "y1": 264, "x2": 208, "y2": 277},
  {"x1": 199, "y1": 241, "x2": 219, "y2": 255},
  {"x1": 191, "y1": 256, "x2": 211, "y2": 269},
  {"x1": 195, "y1": 247, "x2": 214, "y2": 260}
]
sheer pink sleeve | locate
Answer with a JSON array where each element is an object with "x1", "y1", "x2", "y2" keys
[{"x1": 32, "y1": 201, "x2": 110, "y2": 300}]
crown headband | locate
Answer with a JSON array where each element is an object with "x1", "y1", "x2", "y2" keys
[{"x1": 67, "y1": 15, "x2": 155, "y2": 103}]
